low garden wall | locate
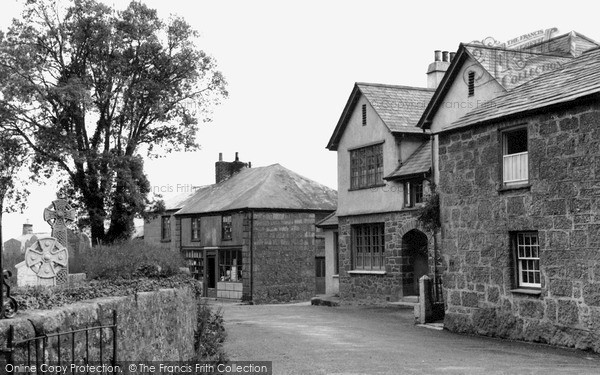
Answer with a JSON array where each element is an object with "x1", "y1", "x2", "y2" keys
[{"x1": 0, "y1": 286, "x2": 198, "y2": 363}]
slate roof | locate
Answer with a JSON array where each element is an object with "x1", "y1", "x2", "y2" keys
[
  {"x1": 357, "y1": 83, "x2": 435, "y2": 133},
  {"x1": 523, "y1": 31, "x2": 600, "y2": 57},
  {"x1": 447, "y1": 47, "x2": 600, "y2": 132},
  {"x1": 463, "y1": 44, "x2": 573, "y2": 91},
  {"x1": 418, "y1": 32, "x2": 600, "y2": 130},
  {"x1": 175, "y1": 164, "x2": 337, "y2": 215},
  {"x1": 316, "y1": 211, "x2": 338, "y2": 228},
  {"x1": 164, "y1": 190, "x2": 201, "y2": 211},
  {"x1": 385, "y1": 141, "x2": 431, "y2": 180},
  {"x1": 327, "y1": 83, "x2": 433, "y2": 150}
]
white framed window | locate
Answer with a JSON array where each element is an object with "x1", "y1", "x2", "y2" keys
[
  {"x1": 514, "y1": 232, "x2": 540, "y2": 288},
  {"x1": 502, "y1": 127, "x2": 528, "y2": 186},
  {"x1": 404, "y1": 180, "x2": 424, "y2": 208}
]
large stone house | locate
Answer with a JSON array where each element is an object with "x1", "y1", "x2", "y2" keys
[
  {"x1": 145, "y1": 154, "x2": 337, "y2": 303},
  {"x1": 418, "y1": 32, "x2": 600, "y2": 351},
  {"x1": 326, "y1": 74, "x2": 447, "y2": 304}
]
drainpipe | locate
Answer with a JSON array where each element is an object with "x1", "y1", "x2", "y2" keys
[
  {"x1": 429, "y1": 131, "x2": 440, "y2": 302},
  {"x1": 250, "y1": 211, "x2": 254, "y2": 303}
]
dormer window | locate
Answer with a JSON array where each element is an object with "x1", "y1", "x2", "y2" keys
[
  {"x1": 362, "y1": 104, "x2": 367, "y2": 126},
  {"x1": 468, "y1": 71, "x2": 475, "y2": 97}
]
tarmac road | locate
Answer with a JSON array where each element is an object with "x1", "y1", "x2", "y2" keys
[{"x1": 215, "y1": 301, "x2": 600, "y2": 375}]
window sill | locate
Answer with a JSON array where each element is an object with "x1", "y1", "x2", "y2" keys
[
  {"x1": 161, "y1": 239, "x2": 172, "y2": 243},
  {"x1": 348, "y1": 270, "x2": 386, "y2": 275},
  {"x1": 402, "y1": 204, "x2": 425, "y2": 212},
  {"x1": 191, "y1": 239, "x2": 201, "y2": 243},
  {"x1": 498, "y1": 183, "x2": 531, "y2": 193},
  {"x1": 332, "y1": 274, "x2": 339, "y2": 278},
  {"x1": 510, "y1": 288, "x2": 541, "y2": 296},
  {"x1": 348, "y1": 183, "x2": 386, "y2": 192}
]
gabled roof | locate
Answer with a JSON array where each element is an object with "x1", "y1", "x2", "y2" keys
[
  {"x1": 327, "y1": 83, "x2": 434, "y2": 150},
  {"x1": 175, "y1": 164, "x2": 337, "y2": 215},
  {"x1": 418, "y1": 31, "x2": 599, "y2": 130},
  {"x1": 447, "y1": 47, "x2": 600, "y2": 132},
  {"x1": 417, "y1": 45, "x2": 480, "y2": 129},
  {"x1": 385, "y1": 140, "x2": 431, "y2": 180},
  {"x1": 463, "y1": 44, "x2": 573, "y2": 91}
]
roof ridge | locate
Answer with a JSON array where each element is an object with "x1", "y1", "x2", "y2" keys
[
  {"x1": 462, "y1": 43, "x2": 572, "y2": 58},
  {"x1": 356, "y1": 82, "x2": 435, "y2": 92}
]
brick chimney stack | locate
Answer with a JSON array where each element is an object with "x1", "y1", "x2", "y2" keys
[
  {"x1": 426, "y1": 50, "x2": 451, "y2": 89},
  {"x1": 215, "y1": 152, "x2": 248, "y2": 183}
]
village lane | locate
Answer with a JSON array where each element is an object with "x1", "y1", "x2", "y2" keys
[{"x1": 214, "y1": 301, "x2": 600, "y2": 375}]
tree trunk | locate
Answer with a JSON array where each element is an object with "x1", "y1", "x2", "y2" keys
[
  {"x1": 106, "y1": 172, "x2": 135, "y2": 243},
  {"x1": 87, "y1": 199, "x2": 107, "y2": 246}
]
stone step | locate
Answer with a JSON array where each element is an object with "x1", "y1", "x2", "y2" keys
[
  {"x1": 401, "y1": 295, "x2": 419, "y2": 303},
  {"x1": 311, "y1": 295, "x2": 340, "y2": 307},
  {"x1": 387, "y1": 301, "x2": 418, "y2": 309}
]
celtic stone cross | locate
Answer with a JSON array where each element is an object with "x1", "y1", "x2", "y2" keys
[
  {"x1": 25, "y1": 238, "x2": 68, "y2": 282},
  {"x1": 40, "y1": 198, "x2": 76, "y2": 285}
]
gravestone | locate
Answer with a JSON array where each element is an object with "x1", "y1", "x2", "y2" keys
[
  {"x1": 24, "y1": 238, "x2": 69, "y2": 287},
  {"x1": 18, "y1": 199, "x2": 75, "y2": 287}
]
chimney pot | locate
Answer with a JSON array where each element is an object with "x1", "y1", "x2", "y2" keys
[
  {"x1": 449, "y1": 52, "x2": 456, "y2": 62},
  {"x1": 235, "y1": 152, "x2": 239, "y2": 162},
  {"x1": 442, "y1": 51, "x2": 449, "y2": 62},
  {"x1": 219, "y1": 152, "x2": 223, "y2": 161},
  {"x1": 248, "y1": 162, "x2": 252, "y2": 168},
  {"x1": 434, "y1": 50, "x2": 442, "y2": 62}
]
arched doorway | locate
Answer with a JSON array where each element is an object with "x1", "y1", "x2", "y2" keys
[{"x1": 401, "y1": 229, "x2": 429, "y2": 296}]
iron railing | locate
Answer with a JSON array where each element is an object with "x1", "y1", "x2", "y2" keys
[{"x1": 4, "y1": 310, "x2": 117, "y2": 373}]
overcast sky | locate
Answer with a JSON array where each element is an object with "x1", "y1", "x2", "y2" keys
[{"x1": 1, "y1": 0, "x2": 599, "y2": 239}]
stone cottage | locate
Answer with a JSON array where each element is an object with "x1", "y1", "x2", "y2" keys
[
  {"x1": 145, "y1": 154, "x2": 337, "y2": 303},
  {"x1": 418, "y1": 32, "x2": 600, "y2": 351},
  {"x1": 144, "y1": 190, "x2": 198, "y2": 252},
  {"x1": 326, "y1": 68, "x2": 451, "y2": 304}
]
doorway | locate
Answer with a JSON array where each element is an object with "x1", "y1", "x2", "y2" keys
[
  {"x1": 315, "y1": 256, "x2": 326, "y2": 294},
  {"x1": 206, "y1": 254, "x2": 217, "y2": 298},
  {"x1": 401, "y1": 229, "x2": 429, "y2": 296}
]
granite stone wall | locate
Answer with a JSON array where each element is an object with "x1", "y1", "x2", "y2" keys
[
  {"x1": 439, "y1": 100, "x2": 600, "y2": 352},
  {"x1": 338, "y1": 212, "x2": 438, "y2": 304},
  {"x1": 249, "y1": 211, "x2": 323, "y2": 304},
  {"x1": 0, "y1": 287, "x2": 198, "y2": 363}
]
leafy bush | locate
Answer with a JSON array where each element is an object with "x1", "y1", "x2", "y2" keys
[
  {"x1": 77, "y1": 241, "x2": 185, "y2": 279},
  {"x1": 417, "y1": 187, "x2": 441, "y2": 233},
  {"x1": 194, "y1": 300, "x2": 227, "y2": 361},
  {"x1": 13, "y1": 274, "x2": 201, "y2": 311}
]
